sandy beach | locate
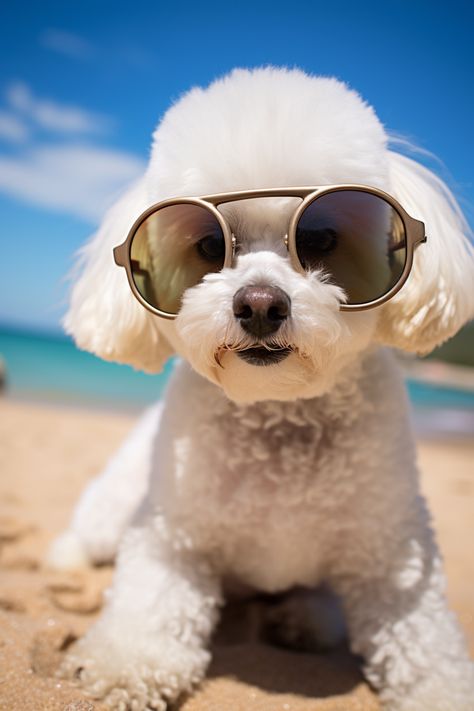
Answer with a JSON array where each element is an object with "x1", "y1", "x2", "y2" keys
[{"x1": 0, "y1": 397, "x2": 473, "y2": 711}]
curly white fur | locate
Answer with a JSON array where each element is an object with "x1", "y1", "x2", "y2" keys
[{"x1": 52, "y1": 67, "x2": 474, "y2": 711}]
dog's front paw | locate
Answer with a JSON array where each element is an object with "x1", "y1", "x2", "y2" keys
[
  {"x1": 380, "y1": 663, "x2": 474, "y2": 711},
  {"x1": 58, "y1": 627, "x2": 210, "y2": 710}
]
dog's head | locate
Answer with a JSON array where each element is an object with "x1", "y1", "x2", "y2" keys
[{"x1": 66, "y1": 67, "x2": 474, "y2": 403}]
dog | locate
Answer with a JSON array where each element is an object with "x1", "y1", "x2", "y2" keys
[{"x1": 49, "y1": 67, "x2": 474, "y2": 710}]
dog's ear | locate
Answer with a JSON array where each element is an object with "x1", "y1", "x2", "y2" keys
[
  {"x1": 376, "y1": 152, "x2": 474, "y2": 354},
  {"x1": 64, "y1": 177, "x2": 175, "y2": 372}
]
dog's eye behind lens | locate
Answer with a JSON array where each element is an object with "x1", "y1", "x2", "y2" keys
[
  {"x1": 129, "y1": 203, "x2": 226, "y2": 315},
  {"x1": 296, "y1": 228, "x2": 337, "y2": 268},
  {"x1": 197, "y1": 234, "x2": 226, "y2": 262},
  {"x1": 294, "y1": 190, "x2": 407, "y2": 305}
]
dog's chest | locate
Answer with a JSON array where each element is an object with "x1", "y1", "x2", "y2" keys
[{"x1": 155, "y1": 377, "x2": 366, "y2": 589}]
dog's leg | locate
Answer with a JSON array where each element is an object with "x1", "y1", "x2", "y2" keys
[
  {"x1": 330, "y1": 498, "x2": 474, "y2": 711},
  {"x1": 48, "y1": 403, "x2": 162, "y2": 569},
  {"x1": 261, "y1": 585, "x2": 346, "y2": 652},
  {"x1": 59, "y1": 518, "x2": 221, "y2": 710}
]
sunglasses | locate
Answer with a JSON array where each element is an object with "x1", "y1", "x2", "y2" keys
[{"x1": 113, "y1": 186, "x2": 426, "y2": 319}]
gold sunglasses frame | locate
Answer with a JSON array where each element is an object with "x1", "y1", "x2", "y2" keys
[{"x1": 113, "y1": 185, "x2": 427, "y2": 320}]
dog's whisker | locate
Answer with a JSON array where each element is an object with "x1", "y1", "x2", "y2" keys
[
  {"x1": 231, "y1": 342, "x2": 293, "y2": 353},
  {"x1": 213, "y1": 349, "x2": 224, "y2": 368}
]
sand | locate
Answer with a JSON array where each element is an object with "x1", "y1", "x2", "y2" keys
[{"x1": 0, "y1": 397, "x2": 473, "y2": 711}]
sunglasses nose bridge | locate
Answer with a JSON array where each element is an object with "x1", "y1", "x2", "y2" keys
[
  {"x1": 226, "y1": 232, "x2": 237, "y2": 267},
  {"x1": 228, "y1": 233, "x2": 291, "y2": 266}
]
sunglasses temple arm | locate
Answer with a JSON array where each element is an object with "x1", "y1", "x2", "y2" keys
[{"x1": 113, "y1": 244, "x2": 127, "y2": 266}]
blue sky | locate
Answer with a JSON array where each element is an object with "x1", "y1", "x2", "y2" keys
[{"x1": 0, "y1": 0, "x2": 473, "y2": 333}]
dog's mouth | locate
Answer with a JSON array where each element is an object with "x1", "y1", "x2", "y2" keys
[
  {"x1": 214, "y1": 342, "x2": 296, "y2": 368},
  {"x1": 237, "y1": 346, "x2": 292, "y2": 367}
]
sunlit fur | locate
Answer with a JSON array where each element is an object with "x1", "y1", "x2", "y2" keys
[{"x1": 54, "y1": 67, "x2": 474, "y2": 711}]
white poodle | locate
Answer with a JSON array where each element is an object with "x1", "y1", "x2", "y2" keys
[{"x1": 49, "y1": 67, "x2": 474, "y2": 711}]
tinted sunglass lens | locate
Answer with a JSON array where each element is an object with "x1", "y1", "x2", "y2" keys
[
  {"x1": 130, "y1": 203, "x2": 226, "y2": 314},
  {"x1": 295, "y1": 190, "x2": 407, "y2": 304}
]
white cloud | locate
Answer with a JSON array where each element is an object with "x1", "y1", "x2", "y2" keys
[
  {"x1": 6, "y1": 82, "x2": 111, "y2": 135},
  {"x1": 0, "y1": 83, "x2": 143, "y2": 223},
  {"x1": 0, "y1": 143, "x2": 146, "y2": 223},
  {"x1": 0, "y1": 111, "x2": 29, "y2": 143},
  {"x1": 39, "y1": 28, "x2": 93, "y2": 60}
]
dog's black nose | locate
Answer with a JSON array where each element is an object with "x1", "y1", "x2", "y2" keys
[{"x1": 233, "y1": 285, "x2": 291, "y2": 338}]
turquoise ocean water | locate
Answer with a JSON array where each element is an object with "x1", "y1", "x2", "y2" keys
[
  {"x1": 0, "y1": 325, "x2": 174, "y2": 410},
  {"x1": 1, "y1": 325, "x2": 474, "y2": 413}
]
